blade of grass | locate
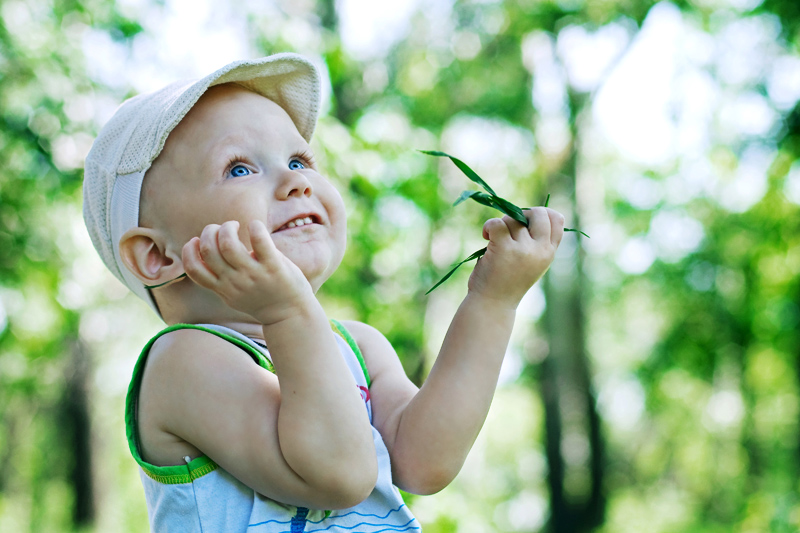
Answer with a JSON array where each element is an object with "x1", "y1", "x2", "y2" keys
[
  {"x1": 465, "y1": 191, "x2": 498, "y2": 209},
  {"x1": 426, "y1": 247, "x2": 487, "y2": 295},
  {"x1": 420, "y1": 150, "x2": 497, "y2": 196},
  {"x1": 455, "y1": 190, "x2": 529, "y2": 226},
  {"x1": 539, "y1": 194, "x2": 589, "y2": 237},
  {"x1": 565, "y1": 228, "x2": 590, "y2": 238},
  {"x1": 491, "y1": 195, "x2": 528, "y2": 226},
  {"x1": 454, "y1": 190, "x2": 483, "y2": 207},
  {"x1": 422, "y1": 149, "x2": 589, "y2": 293}
]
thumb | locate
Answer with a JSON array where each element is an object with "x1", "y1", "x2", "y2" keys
[{"x1": 482, "y1": 217, "x2": 511, "y2": 242}]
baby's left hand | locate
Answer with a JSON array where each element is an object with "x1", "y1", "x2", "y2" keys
[
  {"x1": 467, "y1": 207, "x2": 565, "y2": 306},
  {"x1": 182, "y1": 220, "x2": 318, "y2": 325}
]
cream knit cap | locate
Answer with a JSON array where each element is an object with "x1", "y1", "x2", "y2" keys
[{"x1": 83, "y1": 53, "x2": 321, "y2": 314}]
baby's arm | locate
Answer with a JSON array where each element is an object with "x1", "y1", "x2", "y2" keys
[
  {"x1": 351, "y1": 207, "x2": 564, "y2": 494},
  {"x1": 146, "y1": 220, "x2": 377, "y2": 509}
]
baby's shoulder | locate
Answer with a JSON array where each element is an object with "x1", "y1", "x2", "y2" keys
[
  {"x1": 337, "y1": 320, "x2": 386, "y2": 351},
  {"x1": 144, "y1": 327, "x2": 260, "y2": 381},
  {"x1": 337, "y1": 320, "x2": 399, "y2": 373},
  {"x1": 149, "y1": 325, "x2": 233, "y2": 357},
  {"x1": 136, "y1": 327, "x2": 276, "y2": 467}
]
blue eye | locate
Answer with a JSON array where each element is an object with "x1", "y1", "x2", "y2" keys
[
  {"x1": 230, "y1": 165, "x2": 251, "y2": 177},
  {"x1": 289, "y1": 159, "x2": 305, "y2": 170}
]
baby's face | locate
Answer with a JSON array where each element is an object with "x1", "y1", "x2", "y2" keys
[{"x1": 141, "y1": 84, "x2": 347, "y2": 292}]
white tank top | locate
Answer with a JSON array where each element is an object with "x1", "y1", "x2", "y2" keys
[{"x1": 125, "y1": 320, "x2": 421, "y2": 532}]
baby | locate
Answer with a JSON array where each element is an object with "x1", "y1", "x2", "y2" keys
[{"x1": 83, "y1": 53, "x2": 564, "y2": 532}]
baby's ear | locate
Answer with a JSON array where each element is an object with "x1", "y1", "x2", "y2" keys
[{"x1": 118, "y1": 228, "x2": 183, "y2": 286}]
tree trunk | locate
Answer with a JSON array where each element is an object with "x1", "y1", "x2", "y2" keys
[
  {"x1": 60, "y1": 340, "x2": 95, "y2": 527},
  {"x1": 539, "y1": 97, "x2": 604, "y2": 531}
]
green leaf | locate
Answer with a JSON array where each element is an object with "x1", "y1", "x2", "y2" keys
[
  {"x1": 425, "y1": 150, "x2": 528, "y2": 226},
  {"x1": 426, "y1": 247, "x2": 487, "y2": 294},
  {"x1": 466, "y1": 191, "x2": 499, "y2": 209},
  {"x1": 423, "y1": 150, "x2": 589, "y2": 294},
  {"x1": 565, "y1": 228, "x2": 590, "y2": 238},
  {"x1": 491, "y1": 195, "x2": 528, "y2": 226},
  {"x1": 454, "y1": 190, "x2": 482, "y2": 207},
  {"x1": 539, "y1": 194, "x2": 589, "y2": 237},
  {"x1": 420, "y1": 150, "x2": 498, "y2": 196},
  {"x1": 454, "y1": 190, "x2": 529, "y2": 226}
]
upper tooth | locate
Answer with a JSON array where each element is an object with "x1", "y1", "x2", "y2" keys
[{"x1": 286, "y1": 217, "x2": 312, "y2": 229}]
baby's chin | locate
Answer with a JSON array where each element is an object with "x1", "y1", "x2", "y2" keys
[
  {"x1": 298, "y1": 260, "x2": 340, "y2": 294},
  {"x1": 280, "y1": 246, "x2": 344, "y2": 289}
]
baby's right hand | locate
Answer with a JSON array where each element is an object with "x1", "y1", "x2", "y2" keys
[
  {"x1": 467, "y1": 207, "x2": 564, "y2": 307},
  {"x1": 182, "y1": 220, "x2": 315, "y2": 325}
]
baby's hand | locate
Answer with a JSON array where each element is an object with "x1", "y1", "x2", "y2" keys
[
  {"x1": 182, "y1": 220, "x2": 315, "y2": 325},
  {"x1": 468, "y1": 207, "x2": 565, "y2": 306}
]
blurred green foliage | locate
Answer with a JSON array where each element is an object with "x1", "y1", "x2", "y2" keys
[{"x1": 1, "y1": 0, "x2": 800, "y2": 531}]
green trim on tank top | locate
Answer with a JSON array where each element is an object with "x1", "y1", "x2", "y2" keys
[
  {"x1": 329, "y1": 319, "x2": 371, "y2": 388},
  {"x1": 125, "y1": 323, "x2": 276, "y2": 483},
  {"x1": 126, "y1": 320, "x2": 370, "y2": 485},
  {"x1": 140, "y1": 454, "x2": 218, "y2": 485}
]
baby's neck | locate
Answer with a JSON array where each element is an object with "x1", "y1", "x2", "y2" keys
[{"x1": 156, "y1": 286, "x2": 267, "y2": 343}]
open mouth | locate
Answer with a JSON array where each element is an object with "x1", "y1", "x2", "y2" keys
[{"x1": 276, "y1": 214, "x2": 320, "y2": 231}]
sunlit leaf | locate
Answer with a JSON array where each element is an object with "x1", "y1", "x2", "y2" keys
[
  {"x1": 419, "y1": 150, "x2": 498, "y2": 196},
  {"x1": 424, "y1": 150, "x2": 588, "y2": 293},
  {"x1": 426, "y1": 247, "x2": 487, "y2": 294},
  {"x1": 565, "y1": 228, "x2": 590, "y2": 238},
  {"x1": 491, "y1": 195, "x2": 528, "y2": 226},
  {"x1": 454, "y1": 190, "x2": 483, "y2": 207}
]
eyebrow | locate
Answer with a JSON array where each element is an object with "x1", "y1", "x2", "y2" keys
[
  {"x1": 203, "y1": 134, "x2": 251, "y2": 169},
  {"x1": 199, "y1": 125, "x2": 311, "y2": 175},
  {"x1": 207, "y1": 132, "x2": 250, "y2": 155}
]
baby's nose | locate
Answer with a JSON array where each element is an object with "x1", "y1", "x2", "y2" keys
[{"x1": 276, "y1": 168, "x2": 313, "y2": 199}]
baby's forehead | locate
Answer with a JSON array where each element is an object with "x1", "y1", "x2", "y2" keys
[
  {"x1": 180, "y1": 84, "x2": 284, "y2": 129},
  {"x1": 195, "y1": 82, "x2": 271, "y2": 109},
  {"x1": 159, "y1": 86, "x2": 297, "y2": 157}
]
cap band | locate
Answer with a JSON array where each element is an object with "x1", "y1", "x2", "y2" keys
[{"x1": 110, "y1": 170, "x2": 154, "y2": 309}]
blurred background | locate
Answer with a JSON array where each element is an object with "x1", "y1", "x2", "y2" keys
[{"x1": 2, "y1": 0, "x2": 800, "y2": 531}]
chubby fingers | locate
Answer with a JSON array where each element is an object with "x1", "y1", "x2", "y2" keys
[
  {"x1": 247, "y1": 220, "x2": 279, "y2": 263},
  {"x1": 482, "y1": 217, "x2": 513, "y2": 243},
  {"x1": 483, "y1": 207, "x2": 565, "y2": 244},
  {"x1": 524, "y1": 207, "x2": 565, "y2": 247},
  {"x1": 183, "y1": 234, "x2": 217, "y2": 288},
  {"x1": 182, "y1": 221, "x2": 258, "y2": 287},
  {"x1": 183, "y1": 223, "x2": 229, "y2": 289},
  {"x1": 546, "y1": 208, "x2": 566, "y2": 247},
  {"x1": 525, "y1": 207, "x2": 551, "y2": 243},
  {"x1": 216, "y1": 221, "x2": 253, "y2": 269},
  {"x1": 194, "y1": 223, "x2": 233, "y2": 276}
]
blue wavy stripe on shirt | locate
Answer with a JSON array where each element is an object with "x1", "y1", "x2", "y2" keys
[
  {"x1": 273, "y1": 525, "x2": 419, "y2": 533},
  {"x1": 274, "y1": 526, "x2": 420, "y2": 533},
  {"x1": 309, "y1": 526, "x2": 419, "y2": 533},
  {"x1": 303, "y1": 518, "x2": 419, "y2": 533},
  {"x1": 363, "y1": 527, "x2": 420, "y2": 533},
  {"x1": 250, "y1": 503, "x2": 410, "y2": 528},
  {"x1": 305, "y1": 504, "x2": 408, "y2": 524}
]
